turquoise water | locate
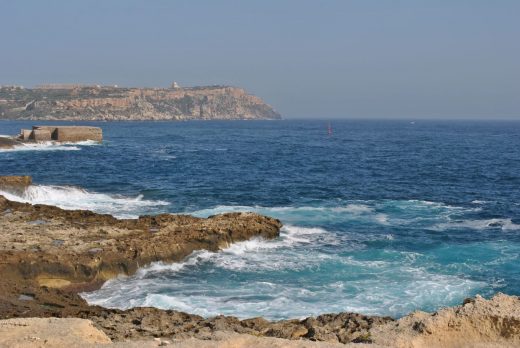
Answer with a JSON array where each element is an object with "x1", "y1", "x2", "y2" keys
[{"x1": 1, "y1": 120, "x2": 519, "y2": 319}]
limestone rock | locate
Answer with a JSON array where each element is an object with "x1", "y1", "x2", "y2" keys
[
  {"x1": 0, "y1": 318, "x2": 111, "y2": 347},
  {"x1": 370, "y1": 293, "x2": 520, "y2": 348},
  {"x1": 0, "y1": 85, "x2": 281, "y2": 121},
  {"x1": 0, "y1": 176, "x2": 32, "y2": 194}
]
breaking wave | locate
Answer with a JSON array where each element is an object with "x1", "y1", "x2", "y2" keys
[
  {"x1": 434, "y1": 218, "x2": 520, "y2": 231},
  {"x1": 82, "y1": 223, "x2": 487, "y2": 319},
  {"x1": 0, "y1": 139, "x2": 100, "y2": 152},
  {"x1": 0, "y1": 184, "x2": 170, "y2": 219},
  {"x1": 0, "y1": 188, "x2": 510, "y2": 319},
  {"x1": 81, "y1": 197, "x2": 519, "y2": 319},
  {"x1": 187, "y1": 199, "x2": 483, "y2": 229}
]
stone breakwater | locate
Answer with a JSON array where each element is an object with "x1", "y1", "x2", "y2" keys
[
  {"x1": 19, "y1": 125, "x2": 103, "y2": 142},
  {"x1": 0, "y1": 85, "x2": 281, "y2": 121},
  {"x1": 0, "y1": 125, "x2": 103, "y2": 149}
]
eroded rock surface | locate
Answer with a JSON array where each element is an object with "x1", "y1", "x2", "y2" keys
[
  {"x1": 371, "y1": 293, "x2": 520, "y2": 348},
  {"x1": 0, "y1": 195, "x2": 281, "y2": 290}
]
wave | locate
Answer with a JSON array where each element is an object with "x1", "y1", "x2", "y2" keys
[
  {"x1": 83, "y1": 231, "x2": 488, "y2": 319},
  {"x1": 434, "y1": 218, "x2": 520, "y2": 231},
  {"x1": 0, "y1": 139, "x2": 100, "y2": 152},
  {"x1": 188, "y1": 204, "x2": 389, "y2": 227},
  {"x1": 130, "y1": 225, "x2": 339, "y2": 276},
  {"x1": 44, "y1": 197, "x2": 518, "y2": 319},
  {"x1": 0, "y1": 185, "x2": 170, "y2": 219},
  {"x1": 187, "y1": 199, "x2": 481, "y2": 228}
]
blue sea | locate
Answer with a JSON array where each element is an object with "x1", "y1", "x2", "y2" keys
[{"x1": 1, "y1": 120, "x2": 519, "y2": 320}]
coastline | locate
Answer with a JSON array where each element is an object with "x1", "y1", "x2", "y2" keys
[
  {"x1": 0, "y1": 85, "x2": 281, "y2": 121},
  {"x1": 0, "y1": 192, "x2": 519, "y2": 347}
]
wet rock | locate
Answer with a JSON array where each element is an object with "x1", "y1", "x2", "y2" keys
[
  {"x1": 18, "y1": 294, "x2": 34, "y2": 301},
  {"x1": 0, "y1": 176, "x2": 32, "y2": 194},
  {"x1": 0, "y1": 137, "x2": 21, "y2": 149}
]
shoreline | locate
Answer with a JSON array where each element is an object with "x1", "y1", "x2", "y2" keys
[
  {"x1": 0, "y1": 189, "x2": 519, "y2": 346},
  {"x1": 0, "y1": 192, "x2": 391, "y2": 344}
]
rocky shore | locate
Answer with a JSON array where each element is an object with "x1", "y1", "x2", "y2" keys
[{"x1": 0, "y1": 177, "x2": 519, "y2": 347}]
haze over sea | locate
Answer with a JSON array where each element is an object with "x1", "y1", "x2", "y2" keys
[{"x1": 1, "y1": 119, "x2": 519, "y2": 320}]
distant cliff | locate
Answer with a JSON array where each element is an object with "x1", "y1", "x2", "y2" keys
[{"x1": 0, "y1": 85, "x2": 281, "y2": 121}]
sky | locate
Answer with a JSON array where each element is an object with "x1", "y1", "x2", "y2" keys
[{"x1": 1, "y1": 0, "x2": 519, "y2": 119}]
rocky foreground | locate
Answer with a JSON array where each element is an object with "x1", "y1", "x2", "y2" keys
[
  {"x1": 1, "y1": 294, "x2": 519, "y2": 348},
  {"x1": 0, "y1": 85, "x2": 281, "y2": 121},
  {"x1": 0, "y1": 178, "x2": 519, "y2": 347}
]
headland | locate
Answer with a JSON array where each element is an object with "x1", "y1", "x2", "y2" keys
[{"x1": 0, "y1": 84, "x2": 281, "y2": 121}]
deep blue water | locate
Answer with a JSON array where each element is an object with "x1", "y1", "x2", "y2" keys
[{"x1": 1, "y1": 119, "x2": 519, "y2": 320}]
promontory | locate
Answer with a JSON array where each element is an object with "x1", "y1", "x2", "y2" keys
[{"x1": 0, "y1": 84, "x2": 281, "y2": 121}]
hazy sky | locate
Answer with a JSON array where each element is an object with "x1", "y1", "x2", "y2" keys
[{"x1": 1, "y1": 0, "x2": 519, "y2": 119}]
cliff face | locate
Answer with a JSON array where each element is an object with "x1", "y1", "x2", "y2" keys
[{"x1": 0, "y1": 85, "x2": 281, "y2": 121}]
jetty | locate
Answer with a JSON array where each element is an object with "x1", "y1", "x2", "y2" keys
[
  {"x1": 0, "y1": 125, "x2": 102, "y2": 149},
  {"x1": 19, "y1": 125, "x2": 102, "y2": 142}
]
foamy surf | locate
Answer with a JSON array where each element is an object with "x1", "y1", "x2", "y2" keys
[
  {"x1": 187, "y1": 199, "x2": 482, "y2": 229},
  {"x1": 80, "y1": 197, "x2": 517, "y2": 320},
  {"x1": 82, "y1": 223, "x2": 488, "y2": 320},
  {"x1": 0, "y1": 185, "x2": 170, "y2": 219},
  {"x1": 0, "y1": 138, "x2": 101, "y2": 152},
  {"x1": 434, "y1": 218, "x2": 520, "y2": 231}
]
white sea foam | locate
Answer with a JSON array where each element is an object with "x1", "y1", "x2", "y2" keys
[
  {"x1": 0, "y1": 142, "x2": 80, "y2": 152},
  {"x1": 434, "y1": 218, "x2": 520, "y2": 231},
  {"x1": 188, "y1": 200, "x2": 481, "y2": 229},
  {"x1": 87, "y1": 225, "x2": 337, "y2": 290},
  {"x1": 0, "y1": 139, "x2": 101, "y2": 152},
  {"x1": 0, "y1": 185, "x2": 169, "y2": 219},
  {"x1": 83, "y1": 248, "x2": 487, "y2": 320},
  {"x1": 59, "y1": 140, "x2": 100, "y2": 146},
  {"x1": 374, "y1": 213, "x2": 390, "y2": 225},
  {"x1": 343, "y1": 204, "x2": 374, "y2": 214},
  {"x1": 189, "y1": 204, "x2": 390, "y2": 229},
  {"x1": 81, "y1": 199, "x2": 507, "y2": 320}
]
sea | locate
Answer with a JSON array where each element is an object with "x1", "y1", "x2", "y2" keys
[{"x1": 1, "y1": 119, "x2": 519, "y2": 320}]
